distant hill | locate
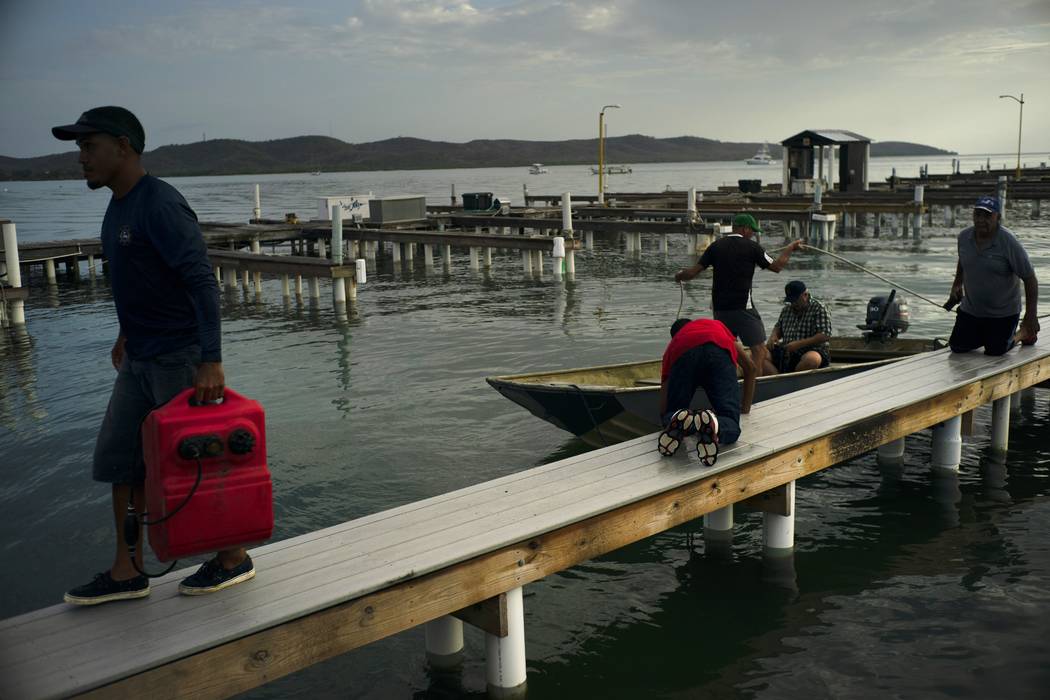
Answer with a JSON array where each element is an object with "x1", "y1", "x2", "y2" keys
[{"x1": 0, "y1": 135, "x2": 956, "y2": 181}]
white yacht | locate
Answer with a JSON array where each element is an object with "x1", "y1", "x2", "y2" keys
[
  {"x1": 590, "y1": 164, "x2": 632, "y2": 175},
  {"x1": 528, "y1": 163, "x2": 549, "y2": 174},
  {"x1": 746, "y1": 142, "x2": 776, "y2": 165}
]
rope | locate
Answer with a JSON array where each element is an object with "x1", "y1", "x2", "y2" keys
[
  {"x1": 800, "y1": 244, "x2": 952, "y2": 312},
  {"x1": 676, "y1": 280, "x2": 685, "y2": 319}
]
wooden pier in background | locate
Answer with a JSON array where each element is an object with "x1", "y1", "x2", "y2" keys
[{"x1": 2, "y1": 334, "x2": 1048, "y2": 699}]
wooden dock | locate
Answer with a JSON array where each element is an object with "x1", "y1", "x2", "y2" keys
[{"x1": 2, "y1": 336, "x2": 1047, "y2": 699}]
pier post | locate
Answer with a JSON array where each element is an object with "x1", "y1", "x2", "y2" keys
[
  {"x1": 45, "y1": 259, "x2": 57, "y2": 285},
  {"x1": 470, "y1": 247, "x2": 480, "y2": 271},
  {"x1": 443, "y1": 244, "x2": 452, "y2": 269},
  {"x1": 295, "y1": 275, "x2": 303, "y2": 298},
  {"x1": 281, "y1": 274, "x2": 290, "y2": 299},
  {"x1": 405, "y1": 242, "x2": 414, "y2": 263},
  {"x1": 687, "y1": 187, "x2": 697, "y2": 221},
  {"x1": 552, "y1": 237, "x2": 565, "y2": 280},
  {"x1": 485, "y1": 586, "x2": 527, "y2": 698},
  {"x1": 1033, "y1": 200, "x2": 1041, "y2": 217},
  {"x1": 991, "y1": 396, "x2": 1010, "y2": 452},
  {"x1": 584, "y1": 231, "x2": 594, "y2": 249},
  {"x1": 873, "y1": 213, "x2": 882, "y2": 237},
  {"x1": 425, "y1": 617, "x2": 464, "y2": 669},
  {"x1": 330, "y1": 211, "x2": 345, "y2": 306},
  {"x1": 87, "y1": 254, "x2": 97, "y2": 279},
  {"x1": 521, "y1": 184, "x2": 527, "y2": 208},
  {"x1": 533, "y1": 250, "x2": 544, "y2": 277},
  {"x1": 659, "y1": 234, "x2": 668, "y2": 254},
  {"x1": 309, "y1": 276, "x2": 320, "y2": 300},
  {"x1": 704, "y1": 505, "x2": 733, "y2": 542},
  {"x1": 944, "y1": 205, "x2": 955, "y2": 227},
  {"x1": 561, "y1": 191, "x2": 573, "y2": 236},
  {"x1": 931, "y1": 415, "x2": 962, "y2": 471},
  {"x1": 249, "y1": 239, "x2": 262, "y2": 294},
  {"x1": 1, "y1": 221, "x2": 26, "y2": 325},
  {"x1": 424, "y1": 244, "x2": 434, "y2": 268},
  {"x1": 997, "y1": 176, "x2": 1008, "y2": 224},
  {"x1": 762, "y1": 481, "x2": 795, "y2": 550},
  {"x1": 522, "y1": 250, "x2": 532, "y2": 274},
  {"x1": 392, "y1": 242, "x2": 401, "y2": 265},
  {"x1": 912, "y1": 185, "x2": 924, "y2": 239},
  {"x1": 484, "y1": 248, "x2": 493, "y2": 269},
  {"x1": 253, "y1": 184, "x2": 261, "y2": 221},
  {"x1": 451, "y1": 184, "x2": 457, "y2": 206},
  {"x1": 877, "y1": 437, "x2": 905, "y2": 466}
]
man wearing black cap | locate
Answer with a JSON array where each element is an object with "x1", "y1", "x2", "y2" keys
[
  {"x1": 766, "y1": 281, "x2": 832, "y2": 373},
  {"x1": 674, "y1": 213, "x2": 802, "y2": 375},
  {"x1": 944, "y1": 195, "x2": 1039, "y2": 355},
  {"x1": 52, "y1": 107, "x2": 253, "y2": 605}
]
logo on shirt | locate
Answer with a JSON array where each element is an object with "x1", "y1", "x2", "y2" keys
[{"x1": 118, "y1": 225, "x2": 132, "y2": 246}]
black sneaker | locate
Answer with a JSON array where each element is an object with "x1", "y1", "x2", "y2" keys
[
  {"x1": 179, "y1": 555, "x2": 255, "y2": 595},
  {"x1": 64, "y1": 571, "x2": 150, "y2": 606}
]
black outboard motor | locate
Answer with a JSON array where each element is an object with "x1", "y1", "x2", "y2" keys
[{"x1": 857, "y1": 289, "x2": 910, "y2": 340}]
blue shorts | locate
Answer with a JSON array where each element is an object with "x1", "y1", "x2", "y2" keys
[{"x1": 93, "y1": 345, "x2": 200, "y2": 484}]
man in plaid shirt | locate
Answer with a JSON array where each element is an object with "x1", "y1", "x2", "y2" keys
[{"x1": 765, "y1": 280, "x2": 832, "y2": 373}]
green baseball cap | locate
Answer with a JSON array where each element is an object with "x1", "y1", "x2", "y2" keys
[{"x1": 732, "y1": 213, "x2": 762, "y2": 233}]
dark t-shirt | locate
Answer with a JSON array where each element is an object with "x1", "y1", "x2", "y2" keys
[
  {"x1": 698, "y1": 234, "x2": 774, "y2": 311},
  {"x1": 101, "y1": 175, "x2": 221, "y2": 362}
]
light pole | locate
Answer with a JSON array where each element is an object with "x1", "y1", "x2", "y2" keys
[
  {"x1": 598, "y1": 104, "x2": 620, "y2": 205},
  {"x1": 999, "y1": 93, "x2": 1024, "y2": 180}
]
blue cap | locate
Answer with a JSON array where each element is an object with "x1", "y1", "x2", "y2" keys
[{"x1": 974, "y1": 196, "x2": 1000, "y2": 213}]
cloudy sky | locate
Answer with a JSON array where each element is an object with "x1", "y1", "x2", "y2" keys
[{"x1": 2, "y1": 0, "x2": 1048, "y2": 159}]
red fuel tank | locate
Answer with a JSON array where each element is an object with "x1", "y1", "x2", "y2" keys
[{"x1": 141, "y1": 387, "x2": 273, "y2": 561}]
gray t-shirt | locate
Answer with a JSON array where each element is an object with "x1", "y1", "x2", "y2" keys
[{"x1": 958, "y1": 225, "x2": 1035, "y2": 318}]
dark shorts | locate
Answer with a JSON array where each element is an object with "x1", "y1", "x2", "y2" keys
[
  {"x1": 771, "y1": 345, "x2": 830, "y2": 373},
  {"x1": 713, "y1": 308, "x2": 766, "y2": 347},
  {"x1": 948, "y1": 310, "x2": 1018, "y2": 357},
  {"x1": 93, "y1": 345, "x2": 200, "y2": 485}
]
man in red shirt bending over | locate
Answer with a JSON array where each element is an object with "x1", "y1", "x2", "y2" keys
[{"x1": 658, "y1": 318, "x2": 757, "y2": 466}]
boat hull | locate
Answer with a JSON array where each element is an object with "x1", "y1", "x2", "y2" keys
[{"x1": 487, "y1": 337, "x2": 940, "y2": 448}]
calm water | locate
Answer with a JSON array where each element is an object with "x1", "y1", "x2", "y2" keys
[{"x1": 1, "y1": 155, "x2": 1049, "y2": 699}]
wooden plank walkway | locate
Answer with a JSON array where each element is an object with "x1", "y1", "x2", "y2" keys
[{"x1": 1, "y1": 340, "x2": 1048, "y2": 699}]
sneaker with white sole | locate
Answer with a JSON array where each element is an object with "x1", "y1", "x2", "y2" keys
[
  {"x1": 179, "y1": 555, "x2": 255, "y2": 595},
  {"x1": 658, "y1": 409, "x2": 696, "y2": 456},
  {"x1": 64, "y1": 571, "x2": 150, "y2": 606},
  {"x1": 693, "y1": 410, "x2": 720, "y2": 466}
]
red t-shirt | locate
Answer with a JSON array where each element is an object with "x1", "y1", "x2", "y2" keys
[{"x1": 661, "y1": 319, "x2": 739, "y2": 381}]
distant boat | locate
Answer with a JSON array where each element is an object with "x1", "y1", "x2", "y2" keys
[
  {"x1": 590, "y1": 165, "x2": 632, "y2": 175},
  {"x1": 528, "y1": 163, "x2": 549, "y2": 175},
  {"x1": 310, "y1": 170, "x2": 322, "y2": 176},
  {"x1": 746, "y1": 142, "x2": 776, "y2": 165}
]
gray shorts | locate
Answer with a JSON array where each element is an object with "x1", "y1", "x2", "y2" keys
[
  {"x1": 713, "y1": 308, "x2": 766, "y2": 347},
  {"x1": 93, "y1": 345, "x2": 200, "y2": 485}
]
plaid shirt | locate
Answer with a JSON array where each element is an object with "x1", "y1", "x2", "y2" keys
[{"x1": 774, "y1": 297, "x2": 832, "y2": 361}]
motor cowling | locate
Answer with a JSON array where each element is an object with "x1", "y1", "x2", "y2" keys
[
  {"x1": 141, "y1": 387, "x2": 273, "y2": 561},
  {"x1": 857, "y1": 290, "x2": 910, "y2": 339}
]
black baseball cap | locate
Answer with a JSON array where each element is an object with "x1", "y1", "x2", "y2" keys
[
  {"x1": 52, "y1": 106, "x2": 145, "y2": 154},
  {"x1": 784, "y1": 280, "x2": 807, "y2": 303}
]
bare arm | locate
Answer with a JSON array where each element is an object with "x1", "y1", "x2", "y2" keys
[
  {"x1": 784, "y1": 332, "x2": 831, "y2": 354},
  {"x1": 1020, "y1": 274, "x2": 1040, "y2": 339},
  {"x1": 945, "y1": 259, "x2": 964, "y2": 310},
  {"x1": 736, "y1": 342, "x2": 757, "y2": 414},
  {"x1": 767, "y1": 239, "x2": 803, "y2": 273},
  {"x1": 675, "y1": 262, "x2": 706, "y2": 283}
]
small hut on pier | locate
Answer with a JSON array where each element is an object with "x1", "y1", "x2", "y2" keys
[{"x1": 780, "y1": 129, "x2": 871, "y2": 195}]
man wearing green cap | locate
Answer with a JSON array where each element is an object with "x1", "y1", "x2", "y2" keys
[{"x1": 675, "y1": 214, "x2": 802, "y2": 374}]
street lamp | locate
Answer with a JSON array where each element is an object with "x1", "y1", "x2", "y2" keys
[
  {"x1": 598, "y1": 104, "x2": 621, "y2": 205},
  {"x1": 999, "y1": 93, "x2": 1024, "y2": 180}
]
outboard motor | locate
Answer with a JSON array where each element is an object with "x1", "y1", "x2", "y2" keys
[{"x1": 857, "y1": 289, "x2": 910, "y2": 340}]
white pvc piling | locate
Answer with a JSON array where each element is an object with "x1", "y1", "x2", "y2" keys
[
  {"x1": 485, "y1": 586, "x2": 527, "y2": 697},
  {"x1": 561, "y1": 192, "x2": 573, "y2": 234},
  {"x1": 281, "y1": 274, "x2": 290, "y2": 298},
  {"x1": 425, "y1": 617, "x2": 464, "y2": 669},
  {"x1": 484, "y1": 248, "x2": 492, "y2": 268},
  {"x1": 309, "y1": 276, "x2": 320, "y2": 300},
  {"x1": 877, "y1": 437, "x2": 905, "y2": 465},
  {"x1": 392, "y1": 242, "x2": 401, "y2": 264},
  {"x1": 532, "y1": 249, "x2": 543, "y2": 277},
  {"x1": 991, "y1": 396, "x2": 1010, "y2": 452},
  {"x1": 1, "y1": 221, "x2": 26, "y2": 325},
  {"x1": 931, "y1": 415, "x2": 962, "y2": 471},
  {"x1": 470, "y1": 247, "x2": 480, "y2": 271},
  {"x1": 45, "y1": 259, "x2": 57, "y2": 284},
  {"x1": 912, "y1": 185, "x2": 924, "y2": 239},
  {"x1": 253, "y1": 184, "x2": 261, "y2": 221},
  {"x1": 552, "y1": 236, "x2": 565, "y2": 280},
  {"x1": 522, "y1": 250, "x2": 532, "y2": 274},
  {"x1": 704, "y1": 505, "x2": 733, "y2": 541},
  {"x1": 331, "y1": 206, "x2": 343, "y2": 265},
  {"x1": 443, "y1": 244, "x2": 452, "y2": 268},
  {"x1": 250, "y1": 238, "x2": 263, "y2": 294},
  {"x1": 762, "y1": 481, "x2": 796, "y2": 550},
  {"x1": 997, "y1": 176, "x2": 1008, "y2": 224},
  {"x1": 295, "y1": 275, "x2": 303, "y2": 298},
  {"x1": 687, "y1": 187, "x2": 697, "y2": 220},
  {"x1": 424, "y1": 244, "x2": 434, "y2": 268}
]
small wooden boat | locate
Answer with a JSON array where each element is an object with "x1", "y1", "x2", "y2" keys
[{"x1": 487, "y1": 336, "x2": 942, "y2": 447}]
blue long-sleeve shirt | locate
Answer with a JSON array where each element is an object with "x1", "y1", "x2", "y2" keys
[{"x1": 101, "y1": 175, "x2": 221, "y2": 362}]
